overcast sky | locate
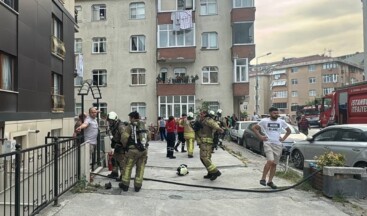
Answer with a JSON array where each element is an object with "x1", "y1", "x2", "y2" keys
[{"x1": 253, "y1": 0, "x2": 364, "y2": 64}]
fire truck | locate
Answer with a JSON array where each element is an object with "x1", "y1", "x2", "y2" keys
[
  {"x1": 300, "y1": 106, "x2": 320, "y2": 126},
  {"x1": 319, "y1": 81, "x2": 367, "y2": 127}
]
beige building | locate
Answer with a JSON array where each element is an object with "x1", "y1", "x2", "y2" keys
[
  {"x1": 74, "y1": 0, "x2": 256, "y2": 122},
  {"x1": 248, "y1": 55, "x2": 364, "y2": 121}
]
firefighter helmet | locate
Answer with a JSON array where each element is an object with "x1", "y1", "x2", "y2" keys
[
  {"x1": 107, "y1": 111, "x2": 118, "y2": 121},
  {"x1": 176, "y1": 164, "x2": 189, "y2": 176}
]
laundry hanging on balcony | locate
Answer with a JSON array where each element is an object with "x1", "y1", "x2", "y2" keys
[{"x1": 171, "y1": 10, "x2": 193, "y2": 31}]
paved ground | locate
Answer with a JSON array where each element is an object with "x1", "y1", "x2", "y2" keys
[{"x1": 38, "y1": 140, "x2": 366, "y2": 216}]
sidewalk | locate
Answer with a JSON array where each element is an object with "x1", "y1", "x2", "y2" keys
[{"x1": 39, "y1": 140, "x2": 354, "y2": 216}]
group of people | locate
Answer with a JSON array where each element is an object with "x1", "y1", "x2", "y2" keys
[{"x1": 74, "y1": 106, "x2": 293, "y2": 190}]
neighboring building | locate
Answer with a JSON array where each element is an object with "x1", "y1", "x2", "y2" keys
[
  {"x1": 0, "y1": 0, "x2": 77, "y2": 151},
  {"x1": 74, "y1": 0, "x2": 256, "y2": 122}
]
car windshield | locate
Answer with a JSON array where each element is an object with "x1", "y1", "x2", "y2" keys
[
  {"x1": 281, "y1": 123, "x2": 299, "y2": 134},
  {"x1": 241, "y1": 122, "x2": 254, "y2": 129}
]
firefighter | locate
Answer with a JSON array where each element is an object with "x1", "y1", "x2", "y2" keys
[
  {"x1": 196, "y1": 110, "x2": 224, "y2": 181},
  {"x1": 106, "y1": 111, "x2": 126, "y2": 180},
  {"x1": 119, "y1": 111, "x2": 148, "y2": 192},
  {"x1": 181, "y1": 112, "x2": 195, "y2": 158}
]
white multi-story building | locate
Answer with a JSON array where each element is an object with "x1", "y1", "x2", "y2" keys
[{"x1": 74, "y1": 0, "x2": 256, "y2": 122}]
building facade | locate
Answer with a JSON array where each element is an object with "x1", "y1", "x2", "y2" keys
[
  {"x1": 74, "y1": 0, "x2": 256, "y2": 122},
  {"x1": 0, "y1": 0, "x2": 77, "y2": 151}
]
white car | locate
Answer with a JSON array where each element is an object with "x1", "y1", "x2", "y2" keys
[{"x1": 230, "y1": 121, "x2": 257, "y2": 144}]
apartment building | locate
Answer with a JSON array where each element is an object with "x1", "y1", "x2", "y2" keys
[
  {"x1": 0, "y1": 0, "x2": 77, "y2": 151},
  {"x1": 74, "y1": 0, "x2": 256, "y2": 122},
  {"x1": 247, "y1": 54, "x2": 364, "y2": 120}
]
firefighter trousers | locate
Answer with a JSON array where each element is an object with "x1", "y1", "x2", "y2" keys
[
  {"x1": 199, "y1": 143, "x2": 218, "y2": 174},
  {"x1": 121, "y1": 148, "x2": 148, "y2": 189}
]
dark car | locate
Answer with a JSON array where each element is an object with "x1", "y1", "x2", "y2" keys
[{"x1": 242, "y1": 122, "x2": 307, "y2": 156}]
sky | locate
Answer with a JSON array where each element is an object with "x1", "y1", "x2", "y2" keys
[{"x1": 253, "y1": 0, "x2": 364, "y2": 64}]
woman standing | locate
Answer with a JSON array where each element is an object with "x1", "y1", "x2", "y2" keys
[{"x1": 165, "y1": 116, "x2": 176, "y2": 159}]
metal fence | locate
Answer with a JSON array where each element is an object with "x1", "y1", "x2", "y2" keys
[{"x1": 0, "y1": 136, "x2": 82, "y2": 216}]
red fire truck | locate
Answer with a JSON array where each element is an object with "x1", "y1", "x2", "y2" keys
[
  {"x1": 300, "y1": 106, "x2": 320, "y2": 126},
  {"x1": 319, "y1": 81, "x2": 367, "y2": 127}
]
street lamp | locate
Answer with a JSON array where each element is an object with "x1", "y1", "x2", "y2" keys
[{"x1": 255, "y1": 52, "x2": 272, "y2": 115}]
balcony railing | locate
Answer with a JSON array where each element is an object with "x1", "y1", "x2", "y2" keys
[
  {"x1": 51, "y1": 36, "x2": 66, "y2": 59},
  {"x1": 51, "y1": 94, "x2": 65, "y2": 112}
]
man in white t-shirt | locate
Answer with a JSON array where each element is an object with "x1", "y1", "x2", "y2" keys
[{"x1": 252, "y1": 107, "x2": 291, "y2": 189}]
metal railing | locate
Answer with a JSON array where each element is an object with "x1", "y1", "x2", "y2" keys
[{"x1": 0, "y1": 136, "x2": 81, "y2": 216}]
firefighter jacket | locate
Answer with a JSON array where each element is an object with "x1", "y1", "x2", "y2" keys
[
  {"x1": 196, "y1": 117, "x2": 222, "y2": 145},
  {"x1": 121, "y1": 120, "x2": 148, "y2": 151},
  {"x1": 181, "y1": 119, "x2": 195, "y2": 139}
]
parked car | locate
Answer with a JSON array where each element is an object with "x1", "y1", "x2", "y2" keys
[
  {"x1": 290, "y1": 124, "x2": 367, "y2": 169},
  {"x1": 242, "y1": 122, "x2": 307, "y2": 156},
  {"x1": 229, "y1": 121, "x2": 257, "y2": 144}
]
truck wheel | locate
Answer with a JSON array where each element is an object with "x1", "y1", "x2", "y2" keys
[{"x1": 292, "y1": 150, "x2": 304, "y2": 169}]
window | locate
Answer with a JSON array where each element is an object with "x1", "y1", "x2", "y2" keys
[
  {"x1": 351, "y1": 77, "x2": 358, "y2": 84},
  {"x1": 52, "y1": 17, "x2": 62, "y2": 40},
  {"x1": 232, "y1": 22, "x2": 254, "y2": 44},
  {"x1": 131, "y1": 68, "x2": 146, "y2": 85},
  {"x1": 234, "y1": 58, "x2": 248, "y2": 82},
  {"x1": 323, "y1": 62, "x2": 338, "y2": 70},
  {"x1": 160, "y1": 68, "x2": 168, "y2": 83},
  {"x1": 74, "y1": 76, "x2": 83, "y2": 86},
  {"x1": 174, "y1": 68, "x2": 186, "y2": 77},
  {"x1": 52, "y1": 73, "x2": 62, "y2": 95},
  {"x1": 158, "y1": 0, "x2": 195, "y2": 12},
  {"x1": 75, "y1": 38, "x2": 82, "y2": 54},
  {"x1": 273, "y1": 103, "x2": 287, "y2": 109},
  {"x1": 75, "y1": 6, "x2": 82, "y2": 23},
  {"x1": 75, "y1": 103, "x2": 82, "y2": 116},
  {"x1": 323, "y1": 88, "x2": 334, "y2": 95},
  {"x1": 201, "y1": 32, "x2": 218, "y2": 49},
  {"x1": 233, "y1": 0, "x2": 254, "y2": 8},
  {"x1": 273, "y1": 91, "x2": 287, "y2": 98},
  {"x1": 291, "y1": 91, "x2": 298, "y2": 97},
  {"x1": 323, "y1": 74, "x2": 338, "y2": 83},
  {"x1": 308, "y1": 65, "x2": 316, "y2": 72},
  {"x1": 0, "y1": 52, "x2": 14, "y2": 91},
  {"x1": 130, "y1": 35, "x2": 145, "y2": 52},
  {"x1": 271, "y1": 80, "x2": 286, "y2": 87},
  {"x1": 202, "y1": 66, "x2": 218, "y2": 84},
  {"x1": 131, "y1": 102, "x2": 146, "y2": 119},
  {"x1": 130, "y1": 2, "x2": 145, "y2": 19},
  {"x1": 2, "y1": 0, "x2": 15, "y2": 9},
  {"x1": 291, "y1": 67, "x2": 298, "y2": 73},
  {"x1": 92, "y1": 70, "x2": 107, "y2": 86},
  {"x1": 92, "y1": 4, "x2": 106, "y2": 21},
  {"x1": 158, "y1": 24, "x2": 195, "y2": 48},
  {"x1": 159, "y1": 95, "x2": 195, "y2": 118},
  {"x1": 309, "y1": 90, "x2": 316, "y2": 96},
  {"x1": 205, "y1": 101, "x2": 220, "y2": 112},
  {"x1": 291, "y1": 79, "x2": 298, "y2": 85},
  {"x1": 200, "y1": 0, "x2": 217, "y2": 15},
  {"x1": 309, "y1": 77, "x2": 316, "y2": 84},
  {"x1": 92, "y1": 37, "x2": 106, "y2": 53},
  {"x1": 93, "y1": 102, "x2": 107, "y2": 116},
  {"x1": 314, "y1": 129, "x2": 338, "y2": 141},
  {"x1": 51, "y1": 16, "x2": 65, "y2": 58}
]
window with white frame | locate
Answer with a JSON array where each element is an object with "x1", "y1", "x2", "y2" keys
[
  {"x1": 323, "y1": 62, "x2": 338, "y2": 70},
  {"x1": 200, "y1": 0, "x2": 217, "y2": 15},
  {"x1": 92, "y1": 69, "x2": 107, "y2": 86},
  {"x1": 75, "y1": 6, "x2": 82, "y2": 23},
  {"x1": 273, "y1": 91, "x2": 287, "y2": 98},
  {"x1": 75, "y1": 38, "x2": 82, "y2": 54},
  {"x1": 322, "y1": 74, "x2": 338, "y2": 83},
  {"x1": 291, "y1": 91, "x2": 298, "y2": 97},
  {"x1": 273, "y1": 103, "x2": 287, "y2": 109},
  {"x1": 291, "y1": 67, "x2": 298, "y2": 73},
  {"x1": 205, "y1": 101, "x2": 220, "y2": 112},
  {"x1": 308, "y1": 64, "x2": 316, "y2": 72},
  {"x1": 309, "y1": 90, "x2": 316, "y2": 96},
  {"x1": 130, "y1": 2, "x2": 145, "y2": 19},
  {"x1": 130, "y1": 35, "x2": 145, "y2": 52},
  {"x1": 309, "y1": 77, "x2": 316, "y2": 84},
  {"x1": 75, "y1": 103, "x2": 82, "y2": 116},
  {"x1": 202, "y1": 66, "x2": 218, "y2": 84},
  {"x1": 158, "y1": 24, "x2": 195, "y2": 48},
  {"x1": 93, "y1": 102, "x2": 108, "y2": 116},
  {"x1": 232, "y1": 22, "x2": 254, "y2": 44},
  {"x1": 92, "y1": 37, "x2": 106, "y2": 53},
  {"x1": 233, "y1": 0, "x2": 254, "y2": 8},
  {"x1": 291, "y1": 79, "x2": 298, "y2": 85},
  {"x1": 201, "y1": 32, "x2": 218, "y2": 49},
  {"x1": 92, "y1": 4, "x2": 106, "y2": 21},
  {"x1": 350, "y1": 77, "x2": 357, "y2": 84},
  {"x1": 52, "y1": 73, "x2": 62, "y2": 95},
  {"x1": 174, "y1": 68, "x2": 186, "y2": 77},
  {"x1": 271, "y1": 80, "x2": 286, "y2": 87},
  {"x1": 131, "y1": 102, "x2": 146, "y2": 119},
  {"x1": 158, "y1": 0, "x2": 195, "y2": 12},
  {"x1": 234, "y1": 58, "x2": 248, "y2": 82},
  {"x1": 0, "y1": 52, "x2": 14, "y2": 91},
  {"x1": 159, "y1": 95, "x2": 195, "y2": 118},
  {"x1": 323, "y1": 88, "x2": 334, "y2": 95},
  {"x1": 131, "y1": 68, "x2": 146, "y2": 85}
]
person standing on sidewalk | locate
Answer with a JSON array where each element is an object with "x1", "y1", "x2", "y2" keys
[
  {"x1": 119, "y1": 111, "x2": 148, "y2": 192},
  {"x1": 158, "y1": 117, "x2": 167, "y2": 141},
  {"x1": 166, "y1": 116, "x2": 177, "y2": 159},
  {"x1": 174, "y1": 113, "x2": 187, "y2": 153},
  {"x1": 252, "y1": 107, "x2": 291, "y2": 189},
  {"x1": 196, "y1": 110, "x2": 224, "y2": 181},
  {"x1": 182, "y1": 112, "x2": 195, "y2": 158},
  {"x1": 298, "y1": 115, "x2": 310, "y2": 135}
]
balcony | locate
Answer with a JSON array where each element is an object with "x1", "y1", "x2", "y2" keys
[
  {"x1": 51, "y1": 94, "x2": 65, "y2": 112},
  {"x1": 156, "y1": 76, "x2": 196, "y2": 96},
  {"x1": 232, "y1": 83, "x2": 249, "y2": 97},
  {"x1": 231, "y1": 7, "x2": 255, "y2": 22},
  {"x1": 51, "y1": 36, "x2": 66, "y2": 60},
  {"x1": 157, "y1": 47, "x2": 196, "y2": 63},
  {"x1": 232, "y1": 44, "x2": 255, "y2": 61}
]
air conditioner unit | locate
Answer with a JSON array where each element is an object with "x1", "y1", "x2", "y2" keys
[{"x1": 99, "y1": 119, "x2": 106, "y2": 126}]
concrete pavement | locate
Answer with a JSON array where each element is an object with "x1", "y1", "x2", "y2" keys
[{"x1": 38, "y1": 140, "x2": 361, "y2": 216}]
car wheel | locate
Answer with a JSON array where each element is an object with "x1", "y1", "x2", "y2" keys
[
  {"x1": 260, "y1": 143, "x2": 265, "y2": 156},
  {"x1": 354, "y1": 162, "x2": 367, "y2": 168},
  {"x1": 292, "y1": 150, "x2": 304, "y2": 169},
  {"x1": 243, "y1": 138, "x2": 249, "y2": 149},
  {"x1": 237, "y1": 138, "x2": 242, "y2": 145}
]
